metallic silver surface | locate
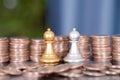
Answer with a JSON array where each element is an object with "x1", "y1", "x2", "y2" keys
[{"x1": 64, "y1": 28, "x2": 84, "y2": 62}]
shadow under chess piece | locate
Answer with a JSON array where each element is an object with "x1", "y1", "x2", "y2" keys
[
  {"x1": 40, "y1": 28, "x2": 60, "y2": 65},
  {"x1": 64, "y1": 28, "x2": 84, "y2": 62}
]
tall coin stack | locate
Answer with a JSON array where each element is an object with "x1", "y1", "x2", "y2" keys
[
  {"x1": 30, "y1": 39, "x2": 46, "y2": 62},
  {"x1": 91, "y1": 36, "x2": 112, "y2": 62},
  {"x1": 78, "y1": 35, "x2": 90, "y2": 60},
  {"x1": 112, "y1": 35, "x2": 120, "y2": 65},
  {"x1": 10, "y1": 37, "x2": 30, "y2": 62},
  {"x1": 54, "y1": 36, "x2": 69, "y2": 59},
  {"x1": 0, "y1": 37, "x2": 9, "y2": 62}
]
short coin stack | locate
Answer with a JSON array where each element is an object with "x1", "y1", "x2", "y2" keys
[
  {"x1": 30, "y1": 39, "x2": 46, "y2": 62},
  {"x1": 10, "y1": 37, "x2": 30, "y2": 62},
  {"x1": 0, "y1": 37, "x2": 9, "y2": 62},
  {"x1": 83, "y1": 63, "x2": 106, "y2": 76},
  {"x1": 112, "y1": 35, "x2": 120, "y2": 65},
  {"x1": 78, "y1": 35, "x2": 90, "y2": 60},
  {"x1": 91, "y1": 36, "x2": 112, "y2": 62},
  {"x1": 54, "y1": 36, "x2": 69, "y2": 59}
]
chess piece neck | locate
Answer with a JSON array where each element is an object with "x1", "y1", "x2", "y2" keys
[
  {"x1": 44, "y1": 42, "x2": 54, "y2": 55},
  {"x1": 69, "y1": 41, "x2": 79, "y2": 55}
]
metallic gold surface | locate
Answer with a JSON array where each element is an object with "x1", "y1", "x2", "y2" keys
[{"x1": 40, "y1": 28, "x2": 60, "y2": 65}]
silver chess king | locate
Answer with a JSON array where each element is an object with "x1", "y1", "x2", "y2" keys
[{"x1": 64, "y1": 28, "x2": 84, "y2": 62}]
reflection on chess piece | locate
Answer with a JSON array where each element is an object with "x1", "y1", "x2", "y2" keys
[
  {"x1": 40, "y1": 28, "x2": 60, "y2": 65},
  {"x1": 64, "y1": 28, "x2": 84, "y2": 62}
]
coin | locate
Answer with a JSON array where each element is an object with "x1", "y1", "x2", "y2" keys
[
  {"x1": 83, "y1": 70, "x2": 105, "y2": 77},
  {"x1": 84, "y1": 64, "x2": 106, "y2": 71},
  {"x1": 92, "y1": 61, "x2": 112, "y2": 67},
  {"x1": 24, "y1": 63, "x2": 40, "y2": 71},
  {"x1": 10, "y1": 45, "x2": 28, "y2": 49},
  {"x1": 107, "y1": 65, "x2": 120, "y2": 69},
  {"x1": 59, "y1": 71, "x2": 83, "y2": 77},
  {"x1": 92, "y1": 47, "x2": 111, "y2": 52},
  {"x1": 23, "y1": 69, "x2": 43, "y2": 77},
  {"x1": 93, "y1": 56, "x2": 112, "y2": 61},
  {"x1": 38, "y1": 66, "x2": 54, "y2": 74},
  {"x1": 112, "y1": 61, "x2": 120, "y2": 65},
  {"x1": 93, "y1": 52, "x2": 111, "y2": 57},
  {"x1": 112, "y1": 52, "x2": 120, "y2": 55},
  {"x1": 0, "y1": 72, "x2": 9, "y2": 76},
  {"x1": 69, "y1": 69, "x2": 82, "y2": 74},
  {"x1": 0, "y1": 67, "x2": 22, "y2": 76},
  {"x1": 54, "y1": 36, "x2": 69, "y2": 41},
  {"x1": 108, "y1": 68, "x2": 120, "y2": 74},
  {"x1": 112, "y1": 35, "x2": 120, "y2": 41},
  {"x1": 68, "y1": 62, "x2": 84, "y2": 69},
  {"x1": 112, "y1": 56, "x2": 120, "y2": 61},
  {"x1": 58, "y1": 68, "x2": 83, "y2": 77},
  {"x1": 91, "y1": 35, "x2": 110, "y2": 39},
  {"x1": 53, "y1": 64, "x2": 71, "y2": 73},
  {"x1": 10, "y1": 37, "x2": 29, "y2": 41},
  {"x1": 30, "y1": 46, "x2": 45, "y2": 51},
  {"x1": 31, "y1": 39, "x2": 45, "y2": 43},
  {"x1": 0, "y1": 56, "x2": 9, "y2": 62},
  {"x1": 105, "y1": 70, "x2": 119, "y2": 75},
  {"x1": 92, "y1": 40, "x2": 110, "y2": 45},
  {"x1": 79, "y1": 35, "x2": 89, "y2": 39},
  {"x1": 92, "y1": 44, "x2": 110, "y2": 47},
  {"x1": 30, "y1": 55, "x2": 41, "y2": 62},
  {"x1": 10, "y1": 55, "x2": 29, "y2": 60}
]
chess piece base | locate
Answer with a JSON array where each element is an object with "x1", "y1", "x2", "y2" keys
[
  {"x1": 40, "y1": 62, "x2": 59, "y2": 66},
  {"x1": 40, "y1": 54, "x2": 60, "y2": 65},
  {"x1": 64, "y1": 53, "x2": 84, "y2": 62}
]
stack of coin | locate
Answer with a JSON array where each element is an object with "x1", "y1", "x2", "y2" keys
[
  {"x1": 105, "y1": 65, "x2": 120, "y2": 75},
  {"x1": 10, "y1": 37, "x2": 30, "y2": 62},
  {"x1": 0, "y1": 37, "x2": 9, "y2": 62},
  {"x1": 78, "y1": 35, "x2": 90, "y2": 60},
  {"x1": 83, "y1": 63, "x2": 106, "y2": 76},
  {"x1": 54, "y1": 36, "x2": 69, "y2": 59},
  {"x1": 30, "y1": 39, "x2": 46, "y2": 62},
  {"x1": 112, "y1": 35, "x2": 120, "y2": 64},
  {"x1": 91, "y1": 36, "x2": 112, "y2": 62}
]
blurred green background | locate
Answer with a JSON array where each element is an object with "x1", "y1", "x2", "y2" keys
[{"x1": 0, "y1": 0, "x2": 45, "y2": 38}]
